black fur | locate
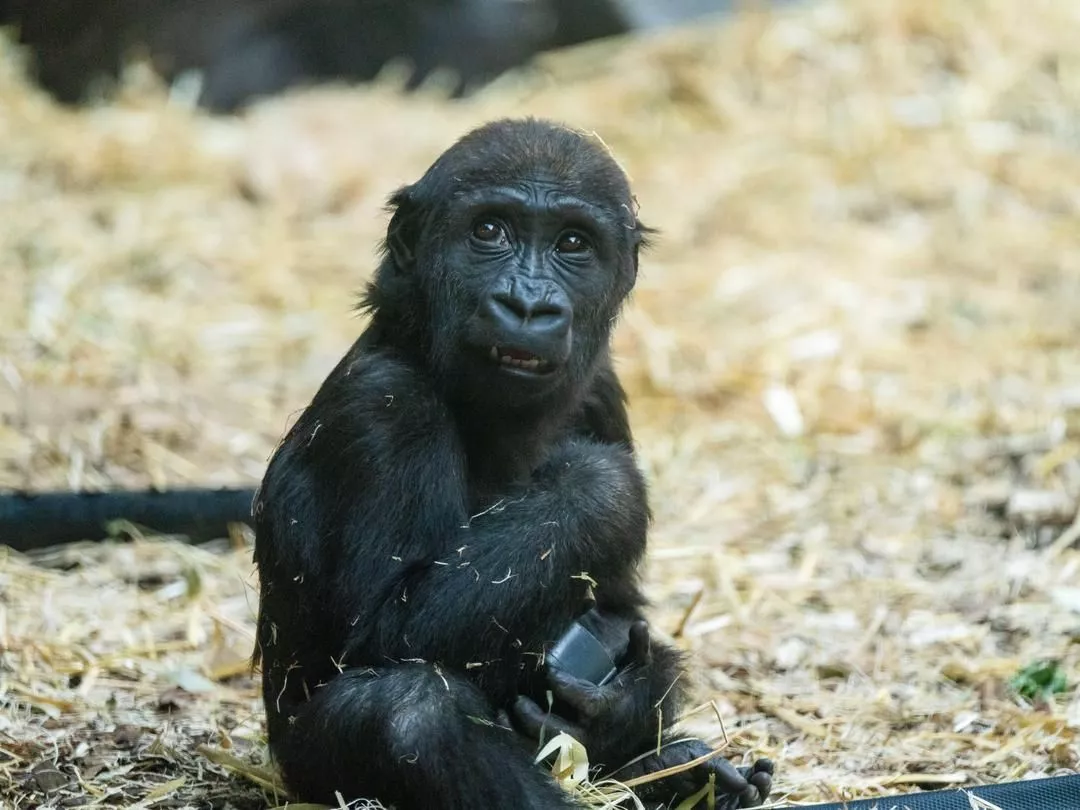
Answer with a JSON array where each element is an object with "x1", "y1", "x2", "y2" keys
[
  {"x1": 167, "y1": 0, "x2": 561, "y2": 113},
  {"x1": 2, "y1": 0, "x2": 602, "y2": 114},
  {"x1": 252, "y1": 118, "x2": 772, "y2": 809},
  {"x1": 4, "y1": 1, "x2": 790, "y2": 114}
]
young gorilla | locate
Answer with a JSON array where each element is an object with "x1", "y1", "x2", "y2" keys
[{"x1": 252, "y1": 119, "x2": 774, "y2": 810}]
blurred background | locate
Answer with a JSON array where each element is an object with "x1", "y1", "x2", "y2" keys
[{"x1": 1, "y1": 0, "x2": 1079, "y2": 807}]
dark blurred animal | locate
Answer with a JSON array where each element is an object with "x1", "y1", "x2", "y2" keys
[
  {"x1": 1, "y1": 0, "x2": 569, "y2": 112},
  {"x1": 251, "y1": 117, "x2": 773, "y2": 809},
  {"x1": 0, "y1": 0, "x2": 796, "y2": 113},
  {"x1": 0, "y1": 0, "x2": 134, "y2": 104},
  {"x1": 145, "y1": 0, "x2": 562, "y2": 112}
]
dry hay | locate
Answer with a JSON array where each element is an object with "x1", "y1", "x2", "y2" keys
[{"x1": 2, "y1": 0, "x2": 1080, "y2": 806}]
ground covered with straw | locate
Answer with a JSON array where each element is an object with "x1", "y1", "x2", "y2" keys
[{"x1": 2, "y1": 0, "x2": 1080, "y2": 807}]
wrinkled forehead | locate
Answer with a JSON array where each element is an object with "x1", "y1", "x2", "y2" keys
[
  {"x1": 457, "y1": 167, "x2": 624, "y2": 205},
  {"x1": 428, "y1": 132, "x2": 636, "y2": 214}
]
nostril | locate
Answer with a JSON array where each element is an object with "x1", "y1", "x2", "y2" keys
[
  {"x1": 492, "y1": 292, "x2": 530, "y2": 321},
  {"x1": 530, "y1": 300, "x2": 566, "y2": 319}
]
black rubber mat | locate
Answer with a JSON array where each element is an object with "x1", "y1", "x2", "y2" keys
[{"x1": 783, "y1": 774, "x2": 1080, "y2": 809}]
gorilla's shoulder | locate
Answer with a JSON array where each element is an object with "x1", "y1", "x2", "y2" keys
[{"x1": 313, "y1": 343, "x2": 448, "y2": 427}]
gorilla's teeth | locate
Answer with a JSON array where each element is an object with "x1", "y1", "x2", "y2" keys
[{"x1": 494, "y1": 349, "x2": 548, "y2": 372}]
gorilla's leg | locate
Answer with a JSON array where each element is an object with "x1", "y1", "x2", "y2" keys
[{"x1": 269, "y1": 664, "x2": 582, "y2": 810}]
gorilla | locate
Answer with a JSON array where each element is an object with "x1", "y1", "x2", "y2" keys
[
  {"x1": 252, "y1": 118, "x2": 774, "y2": 809},
  {"x1": 1, "y1": 0, "x2": 796, "y2": 113}
]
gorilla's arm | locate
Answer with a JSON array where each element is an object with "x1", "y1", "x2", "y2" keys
[
  {"x1": 254, "y1": 349, "x2": 649, "y2": 672},
  {"x1": 521, "y1": 361, "x2": 775, "y2": 805}
]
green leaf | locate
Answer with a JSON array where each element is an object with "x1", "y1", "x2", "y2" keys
[{"x1": 1010, "y1": 659, "x2": 1068, "y2": 701}]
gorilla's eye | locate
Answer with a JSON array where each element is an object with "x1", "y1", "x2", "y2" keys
[
  {"x1": 472, "y1": 220, "x2": 504, "y2": 242},
  {"x1": 555, "y1": 231, "x2": 591, "y2": 254}
]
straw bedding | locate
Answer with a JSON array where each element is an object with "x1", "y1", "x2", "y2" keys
[{"x1": 1, "y1": 0, "x2": 1079, "y2": 806}]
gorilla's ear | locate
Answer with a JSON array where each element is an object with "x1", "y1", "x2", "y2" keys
[
  {"x1": 385, "y1": 185, "x2": 421, "y2": 270},
  {"x1": 630, "y1": 218, "x2": 656, "y2": 282}
]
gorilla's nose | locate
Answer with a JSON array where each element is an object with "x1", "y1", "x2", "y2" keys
[{"x1": 483, "y1": 280, "x2": 571, "y2": 344}]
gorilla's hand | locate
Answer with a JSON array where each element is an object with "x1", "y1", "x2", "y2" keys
[
  {"x1": 511, "y1": 620, "x2": 658, "y2": 762},
  {"x1": 510, "y1": 614, "x2": 772, "y2": 809},
  {"x1": 617, "y1": 738, "x2": 774, "y2": 809}
]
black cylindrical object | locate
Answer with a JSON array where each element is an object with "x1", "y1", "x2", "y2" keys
[
  {"x1": 0, "y1": 487, "x2": 258, "y2": 551},
  {"x1": 546, "y1": 620, "x2": 619, "y2": 686}
]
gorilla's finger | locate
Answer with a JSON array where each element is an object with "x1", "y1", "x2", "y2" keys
[
  {"x1": 626, "y1": 620, "x2": 651, "y2": 665},
  {"x1": 705, "y1": 756, "x2": 751, "y2": 796},
  {"x1": 511, "y1": 694, "x2": 581, "y2": 742},
  {"x1": 738, "y1": 783, "x2": 764, "y2": 808},
  {"x1": 750, "y1": 758, "x2": 775, "y2": 777},
  {"x1": 547, "y1": 668, "x2": 608, "y2": 718},
  {"x1": 495, "y1": 708, "x2": 513, "y2": 731},
  {"x1": 748, "y1": 772, "x2": 772, "y2": 802},
  {"x1": 746, "y1": 759, "x2": 774, "y2": 803},
  {"x1": 510, "y1": 695, "x2": 548, "y2": 738}
]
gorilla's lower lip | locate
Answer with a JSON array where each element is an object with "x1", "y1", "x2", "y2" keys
[{"x1": 487, "y1": 345, "x2": 555, "y2": 374}]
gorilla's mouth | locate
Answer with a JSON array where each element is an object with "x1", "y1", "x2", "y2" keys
[{"x1": 487, "y1": 345, "x2": 554, "y2": 374}]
